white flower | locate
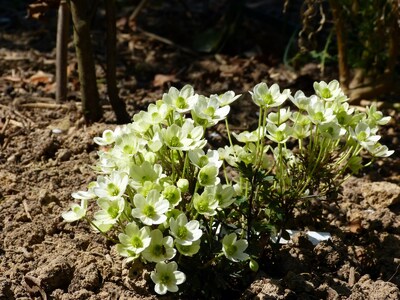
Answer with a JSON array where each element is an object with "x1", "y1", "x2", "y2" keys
[
  {"x1": 92, "y1": 197, "x2": 125, "y2": 232},
  {"x1": 93, "y1": 129, "x2": 116, "y2": 146},
  {"x1": 62, "y1": 199, "x2": 88, "y2": 222},
  {"x1": 291, "y1": 111, "x2": 311, "y2": 126},
  {"x1": 292, "y1": 124, "x2": 311, "y2": 139},
  {"x1": 232, "y1": 127, "x2": 265, "y2": 143},
  {"x1": 266, "y1": 108, "x2": 292, "y2": 125},
  {"x1": 350, "y1": 122, "x2": 381, "y2": 145},
  {"x1": 222, "y1": 233, "x2": 249, "y2": 262},
  {"x1": 145, "y1": 102, "x2": 170, "y2": 125},
  {"x1": 365, "y1": 104, "x2": 391, "y2": 126},
  {"x1": 193, "y1": 189, "x2": 219, "y2": 216},
  {"x1": 162, "y1": 184, "x2": 182, "y2": 208},
  {"x1": 131, "y1": 190, "x2": 169, "y2": 225},
  {"x1": 306, "y1": 98, "x2": 335, "y2": 124},
  {"x1": 169, "y1": 213, "x2": 202, "y2": 245},
  {"x1": 162, "y1": 85, "x2": 198, "y2": 113},
  {"x1": 94, "y1": 171, "x2": 129, "y2": 201},
  {"x1": 266, "y1": 123, "x2": 292, "y2": 144},
  {"x1": 198, "y1": 164, "x2": 220, "y2": 186},
  {"x1": 188, "y1": 149, "x2": 222, "y2": 168},
  {"x1": 129, "y1": 161, "x2": 163, "y2": 189},
  {"x1": 214, "y1": 184, "x2": 235, "y2": 208},
  {"x1": 142, "y1": 229, "x2": 176, "y2": 262},
  {"x1": 289, "y1": 90, "x2": 311, "y2": 110},
  {"x1": 114, "y1": 133, "x2": 146, "y2": 157},
  {"x1": 362, "y1": 143, "x2": 394, "y2": 158},
  {"x1": 192, "y1": 95, "x2": 230, "y2": 127},
  {"x1": 150, "y1": 262, "x2": 186, "y2": 295},
  {"x1": 176, "y1": 239, "x2": 201, "y2": 256},
  {"x1": 313, "y1": 80, "x2": 342, "y2": 101},
  {"x1": 212, "y1": 91, "x2": 241, "y2": 106},
  {"x1": 318, "y1": 121, "x2": 345, "y2": 140},
  {"x1": 162, "y1": 120, "x2": 206, "y2": 151},
  {"x1": 250, "y1": 82, "x2": 290, "y2": 108},
  {"x1": 116, "y1": 222, "x2": 151, "y2": 260}
]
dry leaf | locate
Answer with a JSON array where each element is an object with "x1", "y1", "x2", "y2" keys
[
  {"x1": 153, "y1": 74, "x2": 177, "y2": 87},
  {"x1": 29, "y1": 71, "x2": 54, "y2": 85}
]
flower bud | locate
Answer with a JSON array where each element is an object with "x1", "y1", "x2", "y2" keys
[{"x1": 177, "y1": 178, "x2": 189, "y2": 193}]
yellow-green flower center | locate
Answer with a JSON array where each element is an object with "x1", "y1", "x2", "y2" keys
[
  {"x1": 143, "y1": 205, "x2": 156, "y2": 218},
  {"x1": 176, "y1": 96, "x2": 187, "y2": 109},
  {"x1": 321, "y1": 87, "x2": 332, "y2": 99},
  {"x1": 131, "y1": 236, "x2": 143, "y2": 248},
  {"x1": 225, "y1": 244, "x2": 237, "y2": 256},
  {"x1": 177, "y1": 226, "x2": 188, "y2": 239},
  {"x1": 107, "y1": 183, "x2": 120, "y2": 196}
]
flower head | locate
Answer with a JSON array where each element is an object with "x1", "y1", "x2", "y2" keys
[
  {"x1": 250, "y1": 82, "x2": 290, "y2": 108},
  {"x1": 313, "y1": 80, "x2": 342, "y2": 101},
  {"x1": 117, "y1": 222, "x2": 151, "y2": 257},
  {"x1": 150, "y1": 262, "x2": 186, "y2": 295},
  {"x1": 62, "y1": 199, "x2": 88, "y2": 222},
  {"x1": 142, "y1": 229, "x2": 176, "y2": 262},
  {"x1": 169, "y1": 213, "x2": 202, "y2": 245},
  {"x1": 162, "y1": 85, "x2": 198, "y2": 113},
  {"x1": 222, "y1": 233, "x2": 249, "y2": 262},
  {"x1": 94, "y1": 171, "x2": 129, "y2": 201},
  {"x1": 131, "y1": 190, "x2": 169, "y2": 226}
]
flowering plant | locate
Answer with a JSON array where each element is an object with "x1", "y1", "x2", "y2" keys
[{"x1": 63, "y1": 80, "x2": 393, "y2": 296}]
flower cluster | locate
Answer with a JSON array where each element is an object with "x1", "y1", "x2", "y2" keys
[{"x1": 63, "y1": 80, "x2": 393, "y2": 295}]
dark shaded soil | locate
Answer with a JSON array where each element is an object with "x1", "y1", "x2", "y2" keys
[{"x1": 1, "y1": 1, "x2": 400, "y2": 299}]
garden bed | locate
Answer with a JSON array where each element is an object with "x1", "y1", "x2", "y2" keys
[{"x1": 1, "y1": 1, "x2": 400, "y2": 299}]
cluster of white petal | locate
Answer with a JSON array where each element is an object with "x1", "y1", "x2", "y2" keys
[{"x1": 63, "y1": 81, "x2": 393, "y2": 295}]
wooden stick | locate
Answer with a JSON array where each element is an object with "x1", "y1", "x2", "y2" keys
[{"x1": 20, "y1": 103, "x2": 71, "y2": 109}]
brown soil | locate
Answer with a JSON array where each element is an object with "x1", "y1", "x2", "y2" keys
[{"x1": 1, "y1": 1, "x2": 400, "y2": 299}]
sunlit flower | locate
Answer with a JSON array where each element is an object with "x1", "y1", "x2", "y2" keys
[
  {"x1": 150, "y1": 261, "x2": 186, "y2": 295},
  {"x1": 192, "y1": 95, "x2": 230, "y2": 127},
  {"x1": 250, "y1": 82, "x2": 290, "y2": 108},
  {"x1": 362, "y1": 143, "x2": 394, "y2": 157},
  {"x1": 162, "y1": 84, "x2": 198, "y2": 113},
  {"x1": 169, "y1": 213, "x2": 202, "y2": 245},
  {"x1": 94, "y1": 129, "x2": 116, "y2": 146},
  {"x1": 92, "y1": 197, "x2": 125, "y2": 232},
  {"x1": 162, "y1": 120, "x2": 206, "y2": 151},
  {"x1": 349, "y1": 122, "x2": 381, "y2": 145},
  {"x1": 129, "y1": 161, "x2": 164, "y2": 189},
  {"x1": 94, "y1": 171, "x2": 129, "y2": 201},
  {"x1": 189, "y1": 149, "x2": 222, "y2": 169},
  {"x1": 212, "y1": 91, "x2": 241, "y2": 107},
  {"x1": 193, "y1": 189, "x2": 219, "y2": 216},
  {"x1": 266, "y1": 108, "x2": 292, "y2": 125},
  {"x1": 142, "y1": 229, "x2": 176, "y2": 262},
  {"x1": 365, "y1": 104, "x2": 391, "y2": 126},
  {"x1": 162, "y1": 184, "x2": 182, "y2": 208},
  {"x1": 289, "y1": 90, "x2": 312, "y2": 110},
  {"x1": 145, "y1": 102, "x2": 170, "y2": 125},
  {"x1": 306, "y1": 98, "x2": 335, "y2": 124},
  {"x1": 117, "y1": 222, "x2": 151, "y2": 259},
  {"x1": 131, "y1": 190, "x2": 169, "y2": 225},
  {"x1": 176, "y1": 239, "x2": 201, "y2": 256},
  {"x1": 222, "y1": 233, "x2": 249, "y2": 262},
  {"x1": 62, "y1": 199, "x2": 88, "y2": 222},
  {"x1": 313, "y1": 80, "x2": 342, "y2": 101},
  {"x1": 198, "y1": 164, "x2": 220, "y2": 186},
  {"x1": 266, "y1": 123, "x2": 292, "y2": 144}
]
